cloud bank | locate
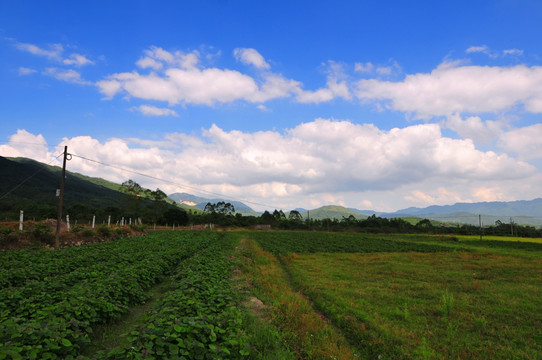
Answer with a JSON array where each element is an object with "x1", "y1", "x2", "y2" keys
[{"x1": 2, "y1": 120, "x2": 539, "y2": 211}]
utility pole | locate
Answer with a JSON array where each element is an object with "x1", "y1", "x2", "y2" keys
[
  {"x1": 479, "y1": 214, "x2": 482, "y2": 241},
  {"x1": 55, "y1": 146, "x2": 69, "y2": 249}
]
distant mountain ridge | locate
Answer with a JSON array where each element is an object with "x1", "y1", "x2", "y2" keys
[
  {"x1": 392, "y1": 198, "x2": 542, "y2": 217},
  {"x1": 374, "y1": 199, "x2": 542, "y2": 226}
]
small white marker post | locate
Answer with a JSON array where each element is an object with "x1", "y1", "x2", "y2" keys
[
  {"x1": 19, "y1": 210, "x2": 24, "y2": 231},
  {"x1": 108, "y1": 215, "x2": 111, "y2": 227},
  {"x1": 92, "y1": 215, "x2": 96, "y2": 229},
  {"x1": 66, "y1": 215, "x2": 70, "y2": 231}
]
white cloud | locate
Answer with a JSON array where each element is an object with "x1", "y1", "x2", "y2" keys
[
  {"x1": 18, "y1": 67, "x2": 37, "y2": 75},
  {"x1": 131, "y1": 105, "x2": 178, "y2": 117},
  {"x1": 467, "y1": 45, "x2": 524, "y2": 58},
  {"x1": 355, "y1": 62, "x2": 374, "y2": 73},
  {"x1": 295, "y1": 77, "x2": 351, "y2": 103},
  {"x1": 466, "y1": 45, "x2": 493, "y2": 56},
  {"x1": 3, "y1": 122, "x2": 540, "y2": 211},
  {"x1": 15, "y1": 42, "x2": 63, "y2": 59},
  {"x1": 376, "y1": 60, "x2": 401, "y2": 76},
  {"x1": 498, "y1": 123, "x2": 542, "y2": 160},
  {"x1": 444, "y1": 113, "x2": 505, "y2": 145},
  {"x1": 0, "y1": 129, "x2": 56, "y2": 164},
  {"x1": 97, "y1": 46, "x2": 348, "y2": 106},
  {"x1": 63, "y1": 53, "x2": 94, "y2": 66},
  {"x1": 354, "y1": 60, "x2": 401, "y2": 76},
  {"x1": 356, "y1": 62, "x2": 542, "y2": 118},
  {"x1": 503, "y1": 48, "x2": 524, "y2": 56},
  {"x1": 44, "y1": 68, "x2": 90, "y2": 85},
  {"x1": 233, "y1": 48, "x2": 270, "y2": 69}
]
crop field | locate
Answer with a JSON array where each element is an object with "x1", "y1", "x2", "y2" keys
[
  {"x1": 0, "y1": 231, "x2": 249, "y2": 359},
  {"x1": 242, "y1": 230, "x2": 542, "y2": 359},
  {"x1": 1, "y1": 229, "x2": 541, "y2": 359}
]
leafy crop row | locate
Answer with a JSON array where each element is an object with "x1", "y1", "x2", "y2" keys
[
  {"x1": 246, "y1": 230, "x2": 456, "y2": 255},
  {"x1": 102, "y1": 232, "x2": 250, "y2": 359},
  {"x1": 0, "y1": 232, "x2": 210, "y2": 359}
]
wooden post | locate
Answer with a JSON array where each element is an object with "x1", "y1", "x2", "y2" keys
[
  {"x1": 55, "y1": 146, "x2": 68, "y2": 249},
  {"x1": 19, "y1": 210, "x2": 24, "y2": 231},
  {"x1": 66, "y1": 215, "x2": 70, "y2": 231},
  {"x1": 92, "y1": 215, "x2": 96, "y2": 229}
]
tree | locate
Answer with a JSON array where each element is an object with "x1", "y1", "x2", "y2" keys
[
  {"x1": 162, "y1": 208, "x2": 189, "y2": 226},
  {"x1": 151, "y1": 188, "x2": 167, "y2": 202},
  {"x1": 150, "y1": 188, "x2": 168, "y2": 224},
  {"x1": 120, "y1": 179, "x2": 143, "y2": 195},
  {"x1": 273, "y1": 209, "x2": 286, "y2": 221},
  {"x1": 260, "y1": 211, "x2": 274, "y2": 225},
  {"x1": 288, "y1": 210, "x2": 303, "y2": 221}
]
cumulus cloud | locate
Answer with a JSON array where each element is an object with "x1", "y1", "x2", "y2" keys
[
  {"x1": 131, "y1": 105, "x2": 178, "y2": 117},
  {"x1": 233, "y1": 48, "x2": 270, "y2": 69},
  {"x1": 295, "y1": 77, "x2": 350, "y2": 103},
  {"x1": 356, "y1": 62, "x2": 542, "y2": 118},
  {"x1": 498, "y1": 123, "x2": 542, "y2": 160},
  {"x1": 97, "y1": 46, "x2": 348, "y2": 105},
  {"x1": 444, "y1": 113, "x2": 505, "y2": 145},
  {"x1": 0, "y1": 129, "x2": 57, "y2": 164},
  {"x1": 2, "y1": 122, "x2": 539, "y2": 211}
]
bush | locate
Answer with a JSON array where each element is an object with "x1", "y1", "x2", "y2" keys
[
  {"x1": 82, "y1": 228, "x2": 96, "y2": 238},
  {"x1": 71, "y1": 225, "x2": 86, "y2": 234},
  {"x1": 32, "y1": 223, "x2": 54, "y2": 245},
  {"x1": 114, "y1": 226, "x2": 130, "y2": 238},
  {"x1": 96, "y1": 225, "x2": 112, "y2": 238},
  {"x1": 130, "y1": 224, "x2": 146, "y2": 233},
  {"x1": 0, "y1": 225, "x2": 13, "y2": 236}
]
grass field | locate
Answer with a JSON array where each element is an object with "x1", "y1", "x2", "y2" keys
[{"x1": 242, "y1": 231, "x2": 542, "y2": 359}]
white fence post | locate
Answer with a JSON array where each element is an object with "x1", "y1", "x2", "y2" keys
[
  {"x1": 19, "y1": 210, "x2": 24, "y2": 231},
  {"x1": 108, "y1": 215, "x2": 111, "y2": 227},
  {"x1": 66, "y1": 215, "x2": 70, "y2": 231},
  {"x1": 92, "y1": 215, "x2": 96, "y2": 229}
]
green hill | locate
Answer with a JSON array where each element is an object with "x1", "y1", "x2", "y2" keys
[
  {"x1": 301, "y1": 205, "x2": 368, "y2": 220},
  {"x1": 0, "y1": 156, "x2": 182, "y2": 223}
]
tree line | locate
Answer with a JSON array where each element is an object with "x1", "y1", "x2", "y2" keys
[{"x1": 3, "y1": 178, "x2": 540, "y2": 237}]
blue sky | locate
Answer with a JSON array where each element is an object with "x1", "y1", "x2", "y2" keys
[{"x1": 1, "y1": 0, "x2": 542, "y2": 212}]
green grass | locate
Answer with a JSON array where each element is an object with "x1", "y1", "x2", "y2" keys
[
  {"x1": 242, "y1": 231, "x2": 542, "y2": 359},
  {"x1": 283, "y1": 250, "x2": 542, "y2": 359}
]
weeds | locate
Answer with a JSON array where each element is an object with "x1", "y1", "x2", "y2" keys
[{"x1": 439, "y1": 289, "x2": 455, "y2": 318}]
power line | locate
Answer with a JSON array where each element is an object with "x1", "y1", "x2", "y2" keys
[{"x1": 69, "y1": 153, "x2": 279, "y2": 211}]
